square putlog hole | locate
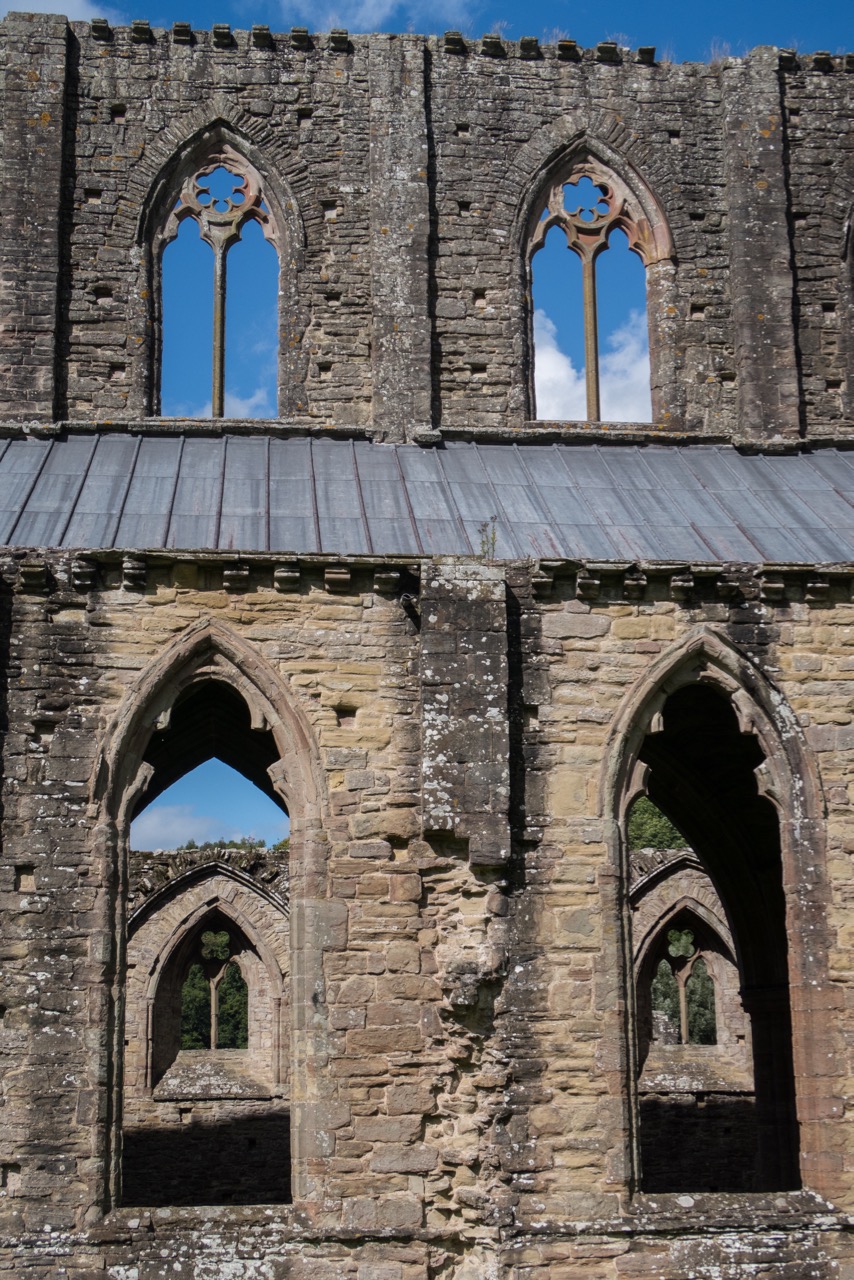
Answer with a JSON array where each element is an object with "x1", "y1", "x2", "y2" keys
[{"x1": 15, "y1": 865, "x2": 35, "y2": 892}]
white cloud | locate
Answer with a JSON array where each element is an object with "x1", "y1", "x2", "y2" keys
[
  {"x1": 533, "y1": 309, "x2": 586, "y2": 421},
  {"x1": 600, "y1": 309, "x2": 652, "y2": 423},
  {"x1": 130, "y1": 803, "x2": 244, "y2": 851},
  {"x1": 275, "y1": 0, "x2": 473, "y2": 35},
  {"x1": 533, "y1": 307, "x2": 652, "y2": 424},
  {"x1": 170, "y1": 384, "x2": 275, "y2": 419},
  {"x1": 225, "y1": 385, "x2": 275, "y2": 417},
  {"x1": 0, "y1": 1, "x2": 127, "y2": 20}
]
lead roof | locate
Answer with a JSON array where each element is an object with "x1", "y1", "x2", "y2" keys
[{"x1": 1, "y1": 434, "x2": 854, "y2": 564}]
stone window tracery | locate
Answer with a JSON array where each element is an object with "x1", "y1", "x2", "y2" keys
[
  {"x1": 160, "y1": 147, "x2": 280, "y2": 418},
  {"x1": 528, "y1": 156, "x2": 673, "y2": 423},
  {"x1": 650, "y1": 928, "x2": 717, "y2": 1046}
]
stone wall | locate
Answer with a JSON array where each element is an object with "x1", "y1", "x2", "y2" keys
[
  {"x1": 0, "y1": 550, "x2": 849, "y2": 1275},
  {"x1": 1, "y1": 14, "x2": 853, "y2": 441},
  {"x1": 2, "y1": 14, "x2": 854, "y2": 1279}
]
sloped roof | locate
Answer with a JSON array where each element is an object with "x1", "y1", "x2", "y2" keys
[{"x1": 1, "y1": 433, "x2": 854, "y2": 563}]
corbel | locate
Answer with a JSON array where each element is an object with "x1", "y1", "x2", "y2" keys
[
  {"x1": 172, "y1": 22, "x2": 192, "y2": 44},
  {"x1": 623, "y1": 567, "x2": 647, "y2": 600},
  {"x1": 251, "y1": 25, "x2": 273, "y2": 48},
  {"x1": 212, "y1": 24, "x2": 235, "y2": 48},
  {"x1": 325, "y1": 565, "x2": 351, "y2": 593},
  {"x1": 329, "y1": 29, "x2": 350, "y2": 52},
  {"x1": 481, "y1": 33, "x2": 505, "y2": 57},
  {"x1": 223, "y1": 563, "x2": 250, "y2": 592},
  {"x1": 557, "y1": 39, "x2": 580, "y2": 61},
  {"x1": 575, "y1": 568, "x2": 600, "y2": 601},
  {"x1": 291, "y1": 27, "x2": 312, "y2": 49},
  {"x1": 71, "y1": 557, "x2": 97, "y2": 592},
  {"x1": 596, "y1": 41, "x2": 620, "y2": 64},
  {"x1": 90, "y1": 17, "x2": 111, "y2": 39},
  {"x1": 274, "y1": 562, "x2": 301, "y2": 592},
  {"x1": 670, "y1": 570, "x2": 694, "y2": 603},
  {"x1": 122, "y1": 556, "x2": 147, "y2": 592},
  {"x1": 531, "y1": 564, "x2": 555, "y2": 598},
  {"x1": 812, "y1": 52, "x2": 834, "y2": 72},
  {"x1": 19, "y1": 560, "x2": 48, "y2": 594},
  {"x1": 805, "y1": 577, "x2": 830, "y2": 605},
  {"x1": 519, "y1": 36, "x2": 539, "y2": 59},
  {"x1": 637, "y1": 46, "x2": 656, "y2": 65},
  {"x1": 444, "y1": 31, "x2": 466, "y2": 54},
  {"x1": 131, "y1": 19, "x2": 152, "y2": 42},
  {"x1": 715, "y1": 572, "x2": 742, "y2": 601},
  {"x1": 374, "y1": 568, "x2": 401, "y2": 596},
  {"x1": 760, "y1": 574, "x2": 785, "y2": 602}
]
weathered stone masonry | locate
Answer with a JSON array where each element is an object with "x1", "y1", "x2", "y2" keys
[{"x1": 1, "y1": 12, "x2": 854, "y2": 1280}]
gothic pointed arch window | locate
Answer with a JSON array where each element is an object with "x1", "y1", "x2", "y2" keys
[
  {"x1": 158, "y1": 146, "x2": 280, "y2": 418},
  {"x1": 527, "y1": 154, "x2": 674, "y2": 424},
  {"x1": 620, "y1": 686, "x2": 801, "y2": 1194}
]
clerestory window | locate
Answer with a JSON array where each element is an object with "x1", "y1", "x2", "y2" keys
[
  {"x1": 528, "y1": 157, "x2": 673, "y2": 425},
  {"x1": 159, "y1": 148, "x2": 279, "y2": 418}
]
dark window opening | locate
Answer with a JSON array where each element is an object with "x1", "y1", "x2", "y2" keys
[{"x1": 630, "y1": 685, "x2": 800, "y2": 1194}]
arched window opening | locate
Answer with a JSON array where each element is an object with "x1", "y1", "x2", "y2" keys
[
  {"x1": 626, "y1": 684, "x2": 800, "y2": 1194},
  {"x1": 180, "y1": 933, "x2": 250, "y2": 1052},
  {"x1": 649, "y1": 929, "x2": 718, "y2": 1047},
  {"x1": 530, "y1": 166, "x2": 654, "y2": 424},
  {"x1": 158, "y1": 149, "x2": 280, "y2": 419},
  {"x1": 121, "y1": 677, "x2": 291, "y2": 1207},
  {"x1": 650, "y1": 957, "x2": 679, "y2": 1043},
  {"x1": 686, "y1": 955, "x2": 716, "y2": 1045}
]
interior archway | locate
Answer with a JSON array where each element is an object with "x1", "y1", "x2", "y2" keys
[
  {"x1": 92, "y1": 620, "x2": 327, "y2": 1209},
  {"x1": 120, "y1": 685, "x2": 292, "y2": 1207},
  {"x1": 631, "y1": 683, "x2": 799, "y2": 1192}
]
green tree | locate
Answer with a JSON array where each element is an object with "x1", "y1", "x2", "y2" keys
[
  {"x1": 217, "y1": 962, "x2": 249, "y2": 1048},
  {"x1": 686, "y1": 956, "x2": 717, "y2": 1045},
  {"x1": 627, "y1": 796, "x2": 685, "y2": 850},
  {"x1": 180, "y1": 962, "x2": 211, "y2": 1049},
  {"x1": 651, "y1": 958, "x2": 680, "y2": 1031}
]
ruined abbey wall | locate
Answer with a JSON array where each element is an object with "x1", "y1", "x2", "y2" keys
[
  {"x1": 1, "y1": 13, "x2": 853, "y2": 440},
  {"x1": 1, "y1": 13, "x2": 854, "y2": 1279}
]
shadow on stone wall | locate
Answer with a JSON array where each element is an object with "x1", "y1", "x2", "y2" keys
[
  {"x1": 121, "y1": 1113, "x2": 292, "y2": 1205},
  {"x1": 639, "y1": 1094, "x2": 757, "y2": 1192}
]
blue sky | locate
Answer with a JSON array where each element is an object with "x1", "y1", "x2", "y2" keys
[
  {"x1": 130, "y1": 759, "x2": 290, "y2": 849},
  {"x1": 10, "y1": 0, "x2": 850, "y2": 845},
  {"x1": 9, "y1": 0, "x2": 852, "y2": 58}
]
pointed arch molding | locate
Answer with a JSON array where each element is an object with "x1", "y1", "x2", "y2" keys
[
  {"x1": 633, "y1": 894, "x2": 736, "y2": 978},
  {"x1": 93, "y1": 617, "x2": 330, "y2": 1206},
  {"x1": 509, "y1": 121, "x2": 675, "y2": 259},
  {"x1": 124, "y1": 862, "x2": 290, "y2": 1097},
  {"x1": 129, "y1": 865, "x2": 288, "y2": 1021},
  {"x1": 602, "y1": 623, "x2": 826, "y2": 836},
  {"x1": 510, "y1": 118, "x2": 679, "y2": 425},
  {"x1": 129, "y1": 106, "x2": 312, "y2": 249},
  {"x1": 604, "y1": 623, "x2": 843, "y2": 1198},
  {"x1": 92, "y1": 616, "x2": 325, "y2": 827}
]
